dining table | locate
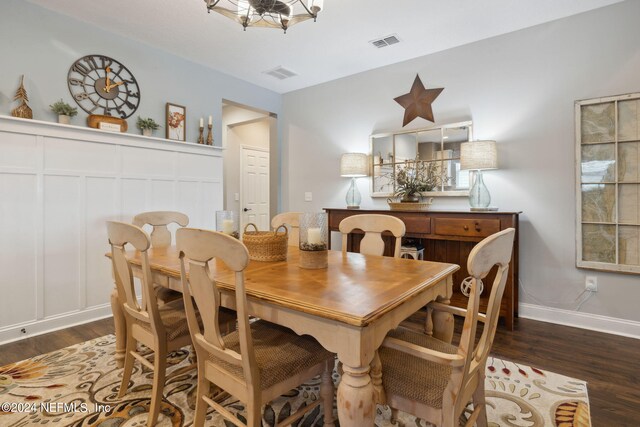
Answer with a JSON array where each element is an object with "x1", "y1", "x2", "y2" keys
[{"x1": 107, "y1": 245, "x2": 459, "y2": 427}]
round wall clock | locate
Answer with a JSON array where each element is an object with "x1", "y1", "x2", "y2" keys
[{"x1": 67, "y1": 55, "x2": 141, "y2": 119}]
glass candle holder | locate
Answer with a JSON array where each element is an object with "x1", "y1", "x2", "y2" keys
[
  {"x1": 299, "y1": 212, "x2": 328, "y2": 269},
  {"x1": 216, "y1": 210, "x2": 239, "y2": 239}
]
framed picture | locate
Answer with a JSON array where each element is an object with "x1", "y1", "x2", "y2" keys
[{"x1": 166, "y1": 103, "x2": 186, "y2": 141}]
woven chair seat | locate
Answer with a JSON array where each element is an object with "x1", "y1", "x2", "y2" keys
[
  {"x1": 155, "y1": 286, "x2": 182, "y2": 305},
  {"x1": 209, "y1": 320, "x2": 333, "y2": 390},
  {"x1": 137, "y1": 299, "x2": 235, "y2": 341},
  {"x1": 379, "y1": 328, "x2": 458, "y2": 409}
]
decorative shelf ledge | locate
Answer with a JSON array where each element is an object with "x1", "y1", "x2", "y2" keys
[{"x1": 0, "y1": 115, "x2": 222, "y2": 155}]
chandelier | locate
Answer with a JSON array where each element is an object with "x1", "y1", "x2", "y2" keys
[{"x1": 205, "y1": 0, "x2": 324, "y2": 33}]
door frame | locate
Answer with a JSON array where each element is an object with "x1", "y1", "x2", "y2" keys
[{"x1": 239, "y1": 145, "x2": 270, "y2": 232}]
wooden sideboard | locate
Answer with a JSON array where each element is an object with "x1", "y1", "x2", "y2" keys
[{"x1": 324, "y1": 208, "x2": 520, "y2": 330}]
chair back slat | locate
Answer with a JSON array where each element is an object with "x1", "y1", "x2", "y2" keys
[
  {"x1": 339, "y1": 214, "x2": 406, "y2": 257},
  {"x1": 271, "y1": 212, "x2": 302, "y2": 246},
  {"x1": 177, "y1": 228, "x2": 259, "y2": 386},
  {"x1": 133, "y1": 211, "x2": 189, "y2": 248}
]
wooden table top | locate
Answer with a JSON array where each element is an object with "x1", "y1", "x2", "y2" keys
[{"x1": 111, "y1": 246, "x2": 458, "y2": 327}]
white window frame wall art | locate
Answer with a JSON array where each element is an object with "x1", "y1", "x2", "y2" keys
[{"x1": 576, "y1": 92, "x2": 640, "y2": 273}]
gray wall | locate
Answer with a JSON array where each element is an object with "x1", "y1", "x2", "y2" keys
[
  {"x1": 0, "y1": 0, "x2": 281, "y2": 146},
  {"x1": 282, "y1": 1, "x2": 640, "y2": 321}
]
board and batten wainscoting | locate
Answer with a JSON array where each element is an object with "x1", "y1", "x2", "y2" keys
[{"x1": 0, "y1": 115, "x2": 223, "y2": 344}]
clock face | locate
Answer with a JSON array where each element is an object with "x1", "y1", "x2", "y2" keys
[{"x1": 67, "y1": 55, "x2": 141, "y2": 118}]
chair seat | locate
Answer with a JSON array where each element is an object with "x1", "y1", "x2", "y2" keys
[
  {"x1": 155, "y1": 286, "x2": 182, "y2": 305},
  {"x1": 379, "y1": 328, "x2": 458, "y2": 409},
  {"x1": 136, "y1": 299, "x2": 235, "y2": 341},
  {"x1": 209, "y1": 320, "x2": 333, "y2": 390}
]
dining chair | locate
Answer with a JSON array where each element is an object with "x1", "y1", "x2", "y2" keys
[
  {"x1": 176, "y1": 228, "x2": 336, "y2": 427},
  {"x1": 133, "y1": 211, "x2": 189, "y2": 305},
  {"x1": 107, "y1": 221, "x2": 235, "y2": 427},
  {"x1": 378, "y1": 228, "x2": 516, "y2": 426},
  {"x1": 132, "y1": 210, "x2": 189, "y2": 248},
  {"x1": 271, "y1": 211, "x2": 302, "y2": 246},
  {"x1": 338, "y1": 214, "x2": 406, "y2": 257}
]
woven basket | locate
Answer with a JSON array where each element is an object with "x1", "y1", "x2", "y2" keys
[
  {"x1": 387, "y1": 197, "x2": 434, "y2": 211},
  {"x1": 242, "y1": 223, "x2": 288, "y2": 262}
]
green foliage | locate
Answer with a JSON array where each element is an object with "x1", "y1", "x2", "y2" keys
[
  {"x1": 49, "y1": 99, "x2": 78, "y2": 117},
  {"x1": 136, "y1": 116, "x2": 160, "y2": 130},
  {"x1": 392, "y1": 157, "x2": 449, "y2": 200}
]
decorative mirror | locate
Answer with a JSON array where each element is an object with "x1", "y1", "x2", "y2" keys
[{"x1": 371, "y1": 121, "x2": 473, "y2": 197}]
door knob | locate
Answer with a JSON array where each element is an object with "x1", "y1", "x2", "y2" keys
[{"x1": 243, "y1": 208, "x2": 251, "y2": 212}]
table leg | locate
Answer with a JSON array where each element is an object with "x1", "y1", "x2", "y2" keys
[
  {"x1": 110, "y1": 287, "x2": 126, "y2": 368},
  {"x1": 337, "y1": 362, "x2": 376, "y2": 426},
  {"x1": 431, "y1": 276, "x2": 455, "y2": 344}
]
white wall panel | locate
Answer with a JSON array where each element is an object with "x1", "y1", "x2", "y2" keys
[
  {"x1": 178, "y1": 153, "x2": 223, "y2": 181},
  {"x1": 121, "y1": 146, "x2": 174, "y2": 177},
  {"x1": 0, "y1": 132, "x2": 38, "y2": 169},
  {"x1": 43, "y1": 175, "x2": 80, "y2": 317},
  {"x1": 0, "y1": 117, "x2": 223, "y2": 344},
  {"x1": 176, "y1": 181, "x2": 200, "y2": 226},
  {"x1": 200, "y1": 182, "x2": 223, "y2": 230},
  {"x1": 85, "y1": 177, "x2": 118, "y2": 308},
  {"x1": 150, "y1": 180, "x2": 175, "y2": 211},
  {"x1": 0, "y1": 173, "x2": 38, "y2": 325},
  {"x1": 44, "y1": 138, "x2": 117, "y2": 173}
]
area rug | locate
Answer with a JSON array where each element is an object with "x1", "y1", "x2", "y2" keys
[{"x1": 0, "y1": 335, "x2": 590, "y2": 426}]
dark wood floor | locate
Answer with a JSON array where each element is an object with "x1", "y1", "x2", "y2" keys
[{"x1": 1, "y1": 317, "x2": 639, "y2": 426}]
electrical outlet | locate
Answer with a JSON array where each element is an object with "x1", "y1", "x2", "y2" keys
[
  {"x1": 304, "y1": 192, "x2": 312, "y2": 202},
  {"x1": 585, "y1": 276, "x2": 598, "y2": 292}
]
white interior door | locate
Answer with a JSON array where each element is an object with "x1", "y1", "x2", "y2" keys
[{"x1": 241, "y1": 147, "x2": 270, "y2": 231}]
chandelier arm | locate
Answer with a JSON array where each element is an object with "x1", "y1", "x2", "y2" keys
[
  {"x1": 296, "y1": 0, "x2": 315, "y2": 17},
  {"x1": 205, "y1": 0, "x2": 222, "y2": 10}
]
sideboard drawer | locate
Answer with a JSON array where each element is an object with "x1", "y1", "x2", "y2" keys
[{"x1": 433, "y1": 218, "x2": 500, "y2": 238}]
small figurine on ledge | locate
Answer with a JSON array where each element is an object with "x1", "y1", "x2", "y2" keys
[{"x1": 11, "y1": 75, "x2": 33, "y2": 119}]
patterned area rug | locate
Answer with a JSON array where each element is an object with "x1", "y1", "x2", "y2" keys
[{"x1": 0, "y1": 335, "x2": 591, "y2": 426}]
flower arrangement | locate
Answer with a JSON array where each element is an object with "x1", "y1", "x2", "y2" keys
[
  {"x1": 136, "y1": 117, "x2": 160, "y2": 131},
  {"x1": 393, "y1": 157, "x2": 449, "y2": 201},
  {"x1": 49, "y1": 99, "x2": 78, "y2": 117}
]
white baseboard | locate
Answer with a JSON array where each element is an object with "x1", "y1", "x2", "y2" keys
[
  {"x1": 519, "y1": 303, "x2": 640, "y2": 339},
  {"x1": 0, "y1": 304, "x2": 113, "y2": 346}
]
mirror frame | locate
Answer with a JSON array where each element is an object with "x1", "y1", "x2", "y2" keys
[{"x1": 370, "y1": 121, "x2": 473, "y2": 198}]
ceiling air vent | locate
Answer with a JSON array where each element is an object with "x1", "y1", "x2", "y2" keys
[
  {"x1": 369, "y1": 34, "x2": 401, "y2": 49},
  {"x1": 263, "y1": 66, "x2": 298, "y2": 80}
]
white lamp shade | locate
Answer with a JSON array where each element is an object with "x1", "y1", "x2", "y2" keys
[
  {"x1": 460, "y1": 141, "x2": 498, "y2": 171},
  {"x1": 340, "y1": 153, "x2": 369, "y2": 177}
]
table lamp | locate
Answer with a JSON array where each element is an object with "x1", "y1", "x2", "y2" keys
[
  {"x1": 340, "y1": 153, "x2": 368, "y2": 209},
  {"x1": 460, "y1": 141, "x2": 498, "y2": 211}
]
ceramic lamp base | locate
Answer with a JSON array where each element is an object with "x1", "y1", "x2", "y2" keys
[{"x1": 299, "y1": 250, "x2": 328, "y2": 269}]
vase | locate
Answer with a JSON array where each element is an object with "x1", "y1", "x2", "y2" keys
[
  {"x1": 58, "y1": 115, "x2": 70, "y2": 125},
  {"x1": 142, "y1": 128, "x2": 153, "y2": 137},
  {"x1": 299, "y1": 212, "x2": 328, "y2": 269}
]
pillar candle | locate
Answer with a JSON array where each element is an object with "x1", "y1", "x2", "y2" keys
[
  {"x1": 209, "y1": 115, "x2": 213, "y2": 126},
  {"x1": 222, "y1": 219, "x2": 234, "y2": 234},
  {"x1": 199, "y1": 117, "x2": 203, "y2": 127},
  {"x1": 307, "y1": 227, "x2": 322, "y2": 245}
]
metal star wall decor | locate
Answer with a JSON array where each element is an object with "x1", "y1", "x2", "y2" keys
[{"x1": 394, "y1": 74, "x2": 443, "y2": 127}]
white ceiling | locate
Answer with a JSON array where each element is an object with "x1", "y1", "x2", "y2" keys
[{"x1": 27, "y1": 0, "x2": 622, "y2": 94}]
